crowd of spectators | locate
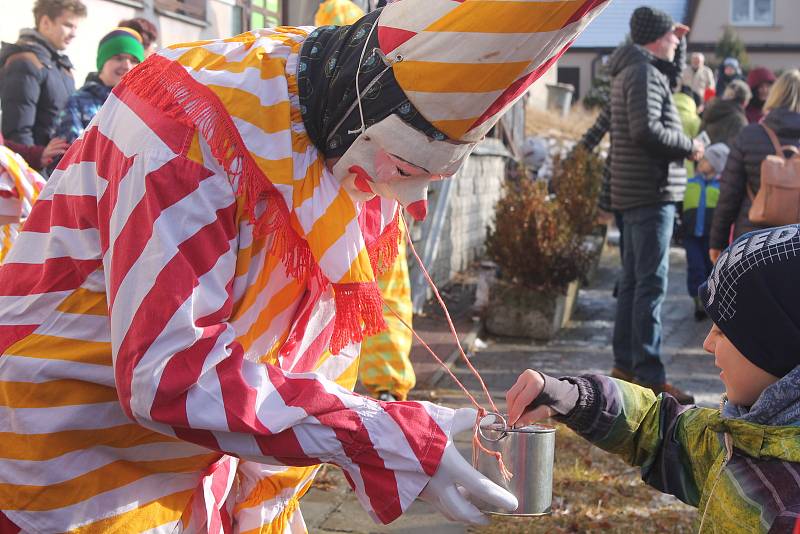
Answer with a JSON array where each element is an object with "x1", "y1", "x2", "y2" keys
[{"x1": 573, "y1": 4, "x2": 799, "y2": 406}]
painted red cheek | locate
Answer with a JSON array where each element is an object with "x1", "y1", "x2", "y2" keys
[
  {"x1": 406, "y1": 199, "x2": 428, "y2": 221},
  {"x1": 349, "y1": 165, "x2": 374, "y2": 183},
  {"x1": 348, "y1": 165, "x2": 376, "y2": 193}
]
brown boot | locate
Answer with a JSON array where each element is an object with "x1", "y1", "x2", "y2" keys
[
  {"x1": 610, "y1": 367, "x2": 636, "y2": 382},
  {"x1": 646, "y1": 383, "x2": 695, "y2": 405}
]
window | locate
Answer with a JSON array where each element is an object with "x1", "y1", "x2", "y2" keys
[
  {"x1": 249, "y1": 0, "x2": 282, "y2": 29},
  {"x1": 154, "y1": 0, "x2": 206, "y2": 21},
  {"x1": 731, "y1": 0, "x2": 774, "y2": 25},
  {"x1": 232, "y1": 4, "x2": 243, "y2": 35}
]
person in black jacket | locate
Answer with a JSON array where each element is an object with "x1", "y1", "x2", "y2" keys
[
  {"x1": 608, "y1": 6, "x2": 703, "y2": 405},
  {"x1": 0, "y1": 0, "x2": 86, "y2": 170},
  {"x1": 709, "y1": 69, "x2": 800, "y2": 261}
]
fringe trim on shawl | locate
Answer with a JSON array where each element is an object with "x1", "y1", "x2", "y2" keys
[
  {"x1": 330, "y1": 282, "x2": 387, "y2": 354},
  {"x1": 327, "y1": 214, "x2": 399, "y2": 352},
  {"x1": 368, "y1": 212, "x2": 401, "y2": 277},
  {"x1": 121, "y1": 54, "x2": 314, "y2": 282}
]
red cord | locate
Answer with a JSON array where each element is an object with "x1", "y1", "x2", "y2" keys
[
  {"x1": 400, "y1": 213, "x2": 499, "y2": 413},
  {"x1": 393, "y1": 212, "x2": 512, "y2": 481}
]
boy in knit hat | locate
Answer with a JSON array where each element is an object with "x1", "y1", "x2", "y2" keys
[
  {"x1": 682, "y1": 142, "x2": 729, "y2": 320},
  {"x1": 52, "y1": 27, "x2": 144, "y2": 145},
  {"x1": 506, "y1": 224, "x2": 800, "y2": 532}
]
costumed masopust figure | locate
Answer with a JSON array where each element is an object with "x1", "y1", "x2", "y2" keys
[{"x1": 0, "y1": 1, "x2": 608, "y2": 532}]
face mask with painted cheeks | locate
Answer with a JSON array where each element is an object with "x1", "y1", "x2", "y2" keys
[{"x1": 331, "y1": 114, "x2": 476, "y2": 221}]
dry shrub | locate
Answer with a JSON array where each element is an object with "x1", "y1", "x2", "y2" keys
[
  {"x1": 550, "y1": 145, "x2": 605, "y2": 237},
  {"x1": 487, "y1": 146, "x2": 604, "y2": 291},
  {"x1": 486, "y1": 180, "x2": 589, "y2": 292}
]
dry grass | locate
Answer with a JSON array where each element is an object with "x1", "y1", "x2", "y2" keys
[
  {"x1": 526, "y1": 106, "x2": 600, "y2": 141},
  {"x1": 474, "y1": 424, "x2": 696, "y2": 534}
]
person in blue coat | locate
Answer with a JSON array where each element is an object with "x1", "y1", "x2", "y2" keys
[
  {"x1": 682, "y1": 142, "x2": 729, "y2": 319},
  {"x1": 53, "y1": 27, "x2": 144, "y2": 146}
]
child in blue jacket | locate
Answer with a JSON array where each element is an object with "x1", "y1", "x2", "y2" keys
[{"x1": 682, "y1": 142, "x2": 729, "y2": 319}]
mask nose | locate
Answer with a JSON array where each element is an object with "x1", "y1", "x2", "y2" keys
[
  {"x1": 405, "y1": 199, "x2": 428, "y2": 221},
  {"x1": 370, "y1": 176, "x2": 431, "y2": 221},
  {"x1": 392, "y1": 178, "x2": 430, "y2": 221}
]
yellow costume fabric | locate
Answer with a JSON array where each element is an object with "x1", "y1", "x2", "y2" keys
[
  {"x1": 359, "y1": 221, "x2": 415, "y2": 400},
  {"x1": 0, "y1": 145, "x2": 45, "y2": 262},
  {"x1": 314, "y1": 0, "x2": 365, "y2": 27}
]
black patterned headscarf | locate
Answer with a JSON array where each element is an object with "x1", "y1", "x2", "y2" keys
[{"x1": 298, "y1": 10, "x2": 448, "y2": 158}]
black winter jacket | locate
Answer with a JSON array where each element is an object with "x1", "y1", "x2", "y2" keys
[
  {"x1": 709, "y1": 109, "x2": 800, "y2": 250},
  {"x1": 608, "y1": 44, "x2": 693, "y2": 211},
  {"x1": 0, "y1": 30, "x2": 75, "y2": 147}
]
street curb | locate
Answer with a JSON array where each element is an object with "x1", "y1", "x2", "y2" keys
[{"x1": 425, "y1": 323, "x2": 482, "y2": 389}]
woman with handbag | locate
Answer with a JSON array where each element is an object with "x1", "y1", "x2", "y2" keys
[{"x1": 709, "y1": 69, "x2": 800, "y2": 263}]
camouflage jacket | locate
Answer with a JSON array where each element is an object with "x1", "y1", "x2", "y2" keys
[{"x1": 561, "y1": 376, "x2": 800, "y2": 533}]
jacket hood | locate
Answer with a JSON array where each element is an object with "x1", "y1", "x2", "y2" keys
[
  {"x1": 704, "y1": 98, "x2": 743, "y2": 123},
  {"x1": 0, "y1": 29, "x2": 72, "y2": 70},
  {"x1": 608, "y1": 43, "x2": 652, "y2": 77},
  {"x1": 747, "y1": 66, "x2": 776, "y2": 90},
  {"x1": 764, "y1": 110, "x2": 800, "y2": 138},
  {"x1": 0, "y1": 41, "x2": 25, "y2": 67}
]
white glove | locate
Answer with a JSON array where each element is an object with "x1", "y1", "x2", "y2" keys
[{"x1": 420, "y1": 407, "x2": 518, "y2": 525}]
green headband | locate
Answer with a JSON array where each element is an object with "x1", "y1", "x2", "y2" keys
[{"x1": 97, "y1": 28, "x2": 144, "y2": 71}]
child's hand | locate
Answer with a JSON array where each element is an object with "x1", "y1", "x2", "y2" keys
[{"x1": 506, "y1": 370, "x2": 556, "y2": 428}]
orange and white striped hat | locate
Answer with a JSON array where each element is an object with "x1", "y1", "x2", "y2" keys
[{"x1": 376, "y1": 0, "x2": 609, "y2": 142}]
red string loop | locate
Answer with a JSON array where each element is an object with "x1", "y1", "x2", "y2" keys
[{"x1": 389, "y1": 212, "x2": 512, "y2": 481}]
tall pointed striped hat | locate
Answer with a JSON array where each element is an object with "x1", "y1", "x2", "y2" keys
[{"x1": 376, "y1": 0, "x2": 609, "y2": 142}]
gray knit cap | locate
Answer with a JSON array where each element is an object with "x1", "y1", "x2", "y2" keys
[{"x1": 630, "y1": 6, "x2": 674, "y2": 45}]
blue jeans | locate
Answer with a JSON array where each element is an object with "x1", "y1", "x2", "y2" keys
[
  {"x1": 612, "y1": 203, "x2": 675, "y2": 385},
  {"x1": 684, "y1": 234, "x2": 713, "y2": 298}
]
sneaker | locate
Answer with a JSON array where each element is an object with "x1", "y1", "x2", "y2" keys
[
  {"x1": 693, "y1": 296, "x2": 708, "y2": 321},
  {"x1": 647, "y1": 383, "x2": 695, "y2": 405},
  {"x1": 610, "y1": 367, "x2": 635, "y2": 382},
  {"x1": 377, "y1": 391, "x2": 397, "y2": 402}
]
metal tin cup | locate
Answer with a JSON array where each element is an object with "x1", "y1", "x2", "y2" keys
[{"x1": 475, "y1": 413, "x2": 555, "y2": 516}]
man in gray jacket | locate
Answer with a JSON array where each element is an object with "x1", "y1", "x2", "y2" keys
[{"x1": 608, "y1": 6, "x2": 703, "y2": 404}]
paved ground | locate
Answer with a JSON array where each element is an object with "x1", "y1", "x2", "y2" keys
[{"x1": 303, "y1": 234, "x2": 722, "y2": 533}]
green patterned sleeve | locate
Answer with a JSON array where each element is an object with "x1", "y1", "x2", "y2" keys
[{"x1": 559, "y1": 375, "x2": 723, "y2": 507}]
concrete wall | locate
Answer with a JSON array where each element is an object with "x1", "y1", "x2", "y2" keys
[{"x1": 411, "y1": 151, "x2": 507, "y2": 289}]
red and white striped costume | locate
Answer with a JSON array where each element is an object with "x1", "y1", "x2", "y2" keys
[{"x1": 0, "y1": 29, "x2": 454, "y2": 533}]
